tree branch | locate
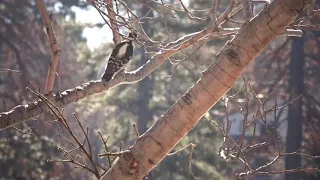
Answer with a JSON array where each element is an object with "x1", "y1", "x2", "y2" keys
[
  {"x1": 242, "y1": 0, "x2": 253, "y2": 21},
  {"x1": 37, "y1": 0, "x2": 61, "y2": 94},
  {"x1": 104, "y1": 0, "x2": 121, "y2": 44},
  {"x1": 0, "y1": 28, "x2": 236, "y2": 130},
  {"x1": 99, "y1": 0, "x2": 312, "y2": 179}
]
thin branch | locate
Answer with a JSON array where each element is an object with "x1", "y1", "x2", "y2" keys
[
  {"x1": 214, "y1": 0, "x2": 236, "y2": 27},
  {"x1": 37, "y1": 0, "x2": 61, "y2": 94},
  {"x1": 104, "y1": 0, "x2": 121, "y2": 44},
  {"x1": 0, "y1": 68, "x2": 21, "y2": 74},
  {"x1": 209, "y1": 0, "x2": 219, "y2": 22},
  {"x1": 26, "y1": 87, "x2": 101, "y2": 178},
  {"x1": 281, "y1": 29, "x2": 304, "y2": 37},
  {"x1": 177, "y1": 0, "x2": 207, "y2": 21},
  {"x1": 293, "y1": 24, "x2": 320, "y2": 31},
  {"x1": 132, "y1": 123, "x2": 140, "y2": 137},
  {"x1": 241, "y1": 0, "x2": 253, "y2": 21},
  {"x1": 188, "y1": 144, "x2": 197, "y2": 180},
  {"x1": 167, "y1": 143, "x2": 195, "y2": 156},
  {"x1": 98, "y1": 132, "x2": 112, "y2": 169}
]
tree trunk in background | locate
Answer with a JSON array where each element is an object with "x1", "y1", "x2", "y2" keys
[
  {"x1": 285, "y1": 35, "x2": 305, "y2": 180},
  {"x1": 136, "y1": 58, "x2": 154, "y2": 134},
  {"x1": 136, "y1": 0, "x2": 155, "y2": 134}
]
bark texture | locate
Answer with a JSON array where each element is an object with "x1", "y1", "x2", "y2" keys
[{"x1": 101, "y1": 0, "x2": 312, "y2": 179}]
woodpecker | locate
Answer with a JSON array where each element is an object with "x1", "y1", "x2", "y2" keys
[{"x1": 101, "y1": 32, "x2": 137, "y2": 81}]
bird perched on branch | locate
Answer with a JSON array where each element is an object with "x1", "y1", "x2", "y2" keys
[{"x1": 101, "y1": 32, "x2": 137, "y2": 81}]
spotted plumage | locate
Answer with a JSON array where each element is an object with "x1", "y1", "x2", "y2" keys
[{"x1": 101, "y1": 32, "x2": 137, "y2": 81}]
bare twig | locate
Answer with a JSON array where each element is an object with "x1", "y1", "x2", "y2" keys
[
  {"x1": 26, "y1": 87, "x2": 102, "y2": 178},
  {"x1": 215, "y1": 0, "x2": 236, "y2": 27},
  {"x1": 37, "y1": 0, "x2": 61, "y2": 94},
  {"x1": 241, "y1": 0, "x2": 253, "y2": 21},
  {"x1": 0, "y1": 68, "x2": 21, "y2": 73},
  {"x1": 281, "y1": 29, "x2": 304, "y2": 37},
  {"x1": 98, "y1": 132, "x2": 112, "y2": 169},
  {"x1": 104, "y1": 0, "x2": 121, "y2": 44},
  {"x1": 293, "y1": 24, "x2": 320, "y2": 31},
  {"x1": 132, "y1": 123, "x2": 140, "y2": 137},
  {"x1": 188, "y1": 144, "x2": 197, "y2": 180},
  {"x1": 178, "y1": 0, "x2": 207, "y2": 21},
  {"x1": 209, "y1": 0, "x2": 219, "y2": 22},
  {"x1": 167, "y1": 143, "x2": 195, "y2": 156}
]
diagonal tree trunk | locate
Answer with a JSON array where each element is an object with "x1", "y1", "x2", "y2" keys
[{"x1": 100, "y1": 0, "x2": 312, "y2": 179}]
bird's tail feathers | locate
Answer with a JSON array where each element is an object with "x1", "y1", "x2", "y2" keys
[{"x1": 102, "y1": 72, "x2": 114, "y2": 82}]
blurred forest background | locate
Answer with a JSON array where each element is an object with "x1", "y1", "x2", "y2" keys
[{"x1": 1, "y1": 0, "x2": 320, "y2": 179}]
